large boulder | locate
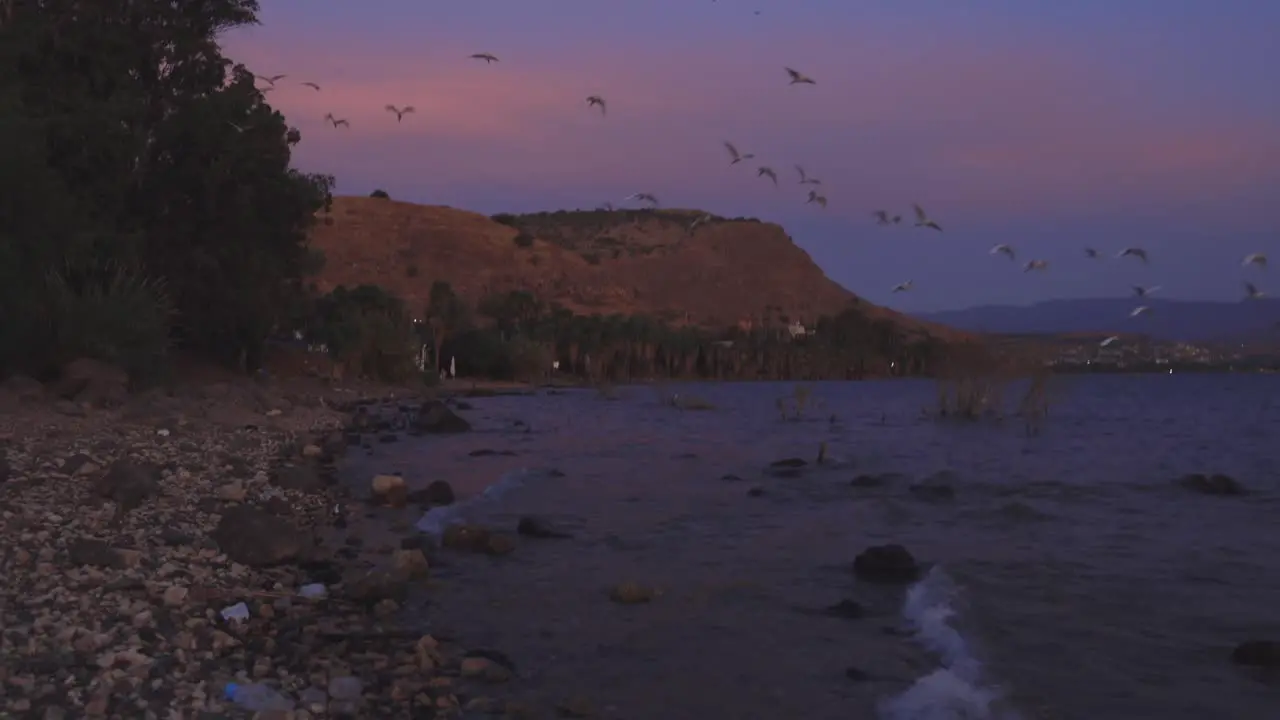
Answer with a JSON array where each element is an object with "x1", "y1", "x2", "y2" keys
[
  {"x1": 1178, "y1": 473, "x2": 1245, "y2": 496},
  {"x1": 211, "y1": 505, "x2": 309, "y2": 567},
  {"x1": 92, "y1": 460, "x2": 160, "y2": 514},
  {"x1": 413, "y1": 400, "x2": 471, "y2": 434},
  {"x1": 55, "y1": 358, "x2": 129, "y2": 408},
  {"x1": 852, "y1": 544, "x2": 921, "y2": 583}
]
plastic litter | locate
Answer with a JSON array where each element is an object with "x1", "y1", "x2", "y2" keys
[
  {"x1": 298, "y1": 583, "x2": 327, "y2": 599},
  {"x1": 219, "y1": 602, "x2": 249, "y2": 622}
]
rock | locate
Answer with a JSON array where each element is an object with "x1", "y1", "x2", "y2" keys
[
  {"x1": 92, "y1": 460, "x2": 160, "y2": 513},
  {"x1": 1231, "y1": 640, "x2": 1280, "y2": 667},
  {"x1": 486, "y1": 534, "x2": 516, "y2": 555},
  {"x1": 853, "y1": 544, "x2": 921, "y2": 584},
  {"x1": 413, "y1": 400, "x2": 472, "y2": 433},
  {"x1": 908, "y1": 483, "x2": 955, "y2": 502},
  {"x1": 822, "y1": 599, "x2": 866, "y2": 619},
  {"x1": 1178, "y1": 473, "x2": 1245, "y2": 496},
  {"x1": 844, "y1": 666, "x2": 873, "y2": 682},
  {"x1": 378, "y1": 433, "x2": 398, "y2": 443},
  {"x1": 517, "y1": 516, "x2": 573, "y2": 539},
  {"x1": 217, "y1": 480, "x2": 246, "y2": 502},
  {"x1": 770, "y1": 457, "x2": 808, "y2": 468},
  {"x1": 343, "y1": 568, "x2": 410, "y2": 604},
  {"x1": 301, "y1": 443, "x2": 323, "y2": 458},
  {"x1": 409, "y1": 479, "x2": 455, "y2": 507},
  {"x1": 1, "y1": 374, "x2": 43, "y2": 401},
  {"x1": 609, "y1": 582, "x2": 658, "y2": 604},
  {"x1": 469, "y1": 448, "x2": 516, "y2": 457},
  {"x1": 746, "y1": 486, "x2": 765, "y2": 497},
  {"x1": 556, "y1": 695, "x2": 596, "y2": 717},
  {"x1": 211, "y1": 504, "x2": 308, "y2": 567},
  {"x1": 0, "y1": 454, "x2": 9, "y2": 483},
  {"x1": 67, "y1": 538, "x2": 134, "y2": 569},
  {"x1": 850, "y1": 473, "x2": 902, "y2": 488},
  {"x1": 372, "y1": 473, "x2": 406, "y2": 497},
  {"x1": 393, "y1": 549, "x2": 430, "y2": 579},
  {"x1": 55, "y1": 357, "x2": 128, "y2": 407},
  {"x1": 460, "y1": 656, "x2": 512, "y2": 683},
  {"x1": 162, "y1": 585, "x2": 189, "y2": 606},
  {"x1": 271, "y1": 464, "x2": 326, "y2": 493}
]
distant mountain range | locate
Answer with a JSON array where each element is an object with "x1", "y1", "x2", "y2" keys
[{"x1": 915, "y1": 298, "x2": 1280, "y2": 343}]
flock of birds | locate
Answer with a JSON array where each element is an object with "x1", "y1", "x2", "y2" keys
[{"x1": 246, "y1": 49, "x2": 1271, "y2": 333}]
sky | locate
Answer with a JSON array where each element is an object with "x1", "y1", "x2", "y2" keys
[{"x1": 221, "y1": 0, "x2": 1280, "y2": 313}]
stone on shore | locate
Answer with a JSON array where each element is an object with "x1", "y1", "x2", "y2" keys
[
  {"x1": 211, "y1": 504, "x2": 309, "y2": 567},
  {"x1": 609, "y1": 582, "x2": 658, "y2": 604},
  {"x1": 517, "y1": 515, "x2": 573, "y2": 539},
  {"x1": 413, "y1": 400, "x2": 472, "y2": 433},
  {"x1": 853, "y1": 544, "x2": 921, "y2": 583},
  {"x1": 441, "y1": 524, "x2": 515, "y2": 555},
  {"x1": 1231, "y1": 640, "x2": 1279, "y2": 667},
  {"x1": 1178, "y1": 473, "x2": 1245, "y2": 496},
  {"x1": 91, "y1": 459, "x2": 160, "y2": 514}
]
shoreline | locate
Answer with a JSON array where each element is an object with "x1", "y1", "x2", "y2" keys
[{"x1": 0, "y1": 375, "x2": 531, "y2": 717}]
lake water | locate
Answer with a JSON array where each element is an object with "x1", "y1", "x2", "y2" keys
[{"x1": 349, "y1": 375, "x2": 1280, "y2": 719}]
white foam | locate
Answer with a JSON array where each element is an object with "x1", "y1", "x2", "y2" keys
[
  {"x1": 414, "y1": 468, "x2": 534, "y2": 536},
  {"x1": 879, "y1": 566, "x2": 1021, "y2": 720}
]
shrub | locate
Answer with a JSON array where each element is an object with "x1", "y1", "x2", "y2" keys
[
  {"x1": 308, "y1": 285, "x2": 418, "y2": 382},
  {"x1": 490, "y1": 213, "x2": 519, "y2": 227},
  {"x1": 40, "y1": 259, "x2": 174, "y2": 383},
  {"x1": 512, "y1": 233, "x2": 534, "y2": 248},
  {"x1": 370, "y1": 189, "x2": 390, "y2": 199}
]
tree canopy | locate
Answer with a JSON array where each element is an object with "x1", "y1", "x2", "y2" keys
[{"x1": 0, "y1": 0, "x2": 333, "y2": 380}]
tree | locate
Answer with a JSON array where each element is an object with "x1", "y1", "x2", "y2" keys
[
  {"x1": 0, "y1": 0, "x2": 332, "y2": 378},
  {"x1": 425, "y1": 280, "x2": 467, "y2": 371}
]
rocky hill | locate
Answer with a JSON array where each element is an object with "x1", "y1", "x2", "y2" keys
[{"x1": 308, "y1": 196, "x2": 965, "y2": 340}]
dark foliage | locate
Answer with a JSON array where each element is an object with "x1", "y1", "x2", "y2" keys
[
  {"x1": 304, "y1": 285, "x2": 418, "y2": 382},
  {"x1": 512, "y1": 232, "x2": 534, "y2": 248},
  {"x1": 370, "y1": 189, "x2": 390, "y2": 199},
  {"x1": 0, "y1": 0, "x2": 333, "y2": 381}
]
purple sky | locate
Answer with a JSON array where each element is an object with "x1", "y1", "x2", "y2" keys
[{"x1": 222, "y1": 1, "x2": 1280, "y2": 312}]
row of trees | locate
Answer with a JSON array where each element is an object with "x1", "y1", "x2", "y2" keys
[
  {"x1": 300, "y1": 281, "x2": 955, "y2": 384},
  {"x1": 1, "y1": 0, "x2": 332, "y2": 382}
]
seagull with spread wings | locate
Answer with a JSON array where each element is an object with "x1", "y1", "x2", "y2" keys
[
  {"x1": 724, "y1": 141, "x2": 754, "y2": 165},
  {"x1": 1023, "y1": 259, "x2": 1049, "y2": 272},
  {"x1": 255, "y1": 73, "x2": 286, "y2": 86},
  {"x1": 1243, "y1": 253, "x2": 1267, "y2": 268},
  {"x1": 1117, "y1": 247, "x2": 1148, "y2": 262},
  {"x1": 470, "y1": 52, "x2": 499, "y2": 63},
  {"x1": 323, "y1": 113, "x2": 349, "y2": 128},
  {"x1": 757, "y1": 167, "x2": 778, "y2": 185},
  {"x1": 1244, "y1": 282, "x2": 1266, "y2": 299},
  {"x1": 625, "y1": 192, "x2": 658, "y2": 207},
  {"x1": 586, "y1": 95, "x2": 606, "y2": 115},
  {"x1": 1084, "y1": 247, "x2": 1099, "y2": 259},
  {"x1": 795, "y1": 165, "x2": 820, "y2": 185},
  {"x1": 385, "y1": 105, "x2": 414, "y2": 122},
  {"x1": 301, "y1": 81, "x2": 321, "y2": 91},
  {"x1": 892, "y1": 280, "x2": 913, "y2": 293},
  {"x1": 913, "y1": 203, "x2": 942, "y2": 231},
  {"x1": 990, "y1": 244, "x2": 1015, "y2": 260},
  {"x1": 806, "y1": 190, "x2": 827, "y2": 208},
  {"x1": 1132, "y1": 285, "x2": 1160, "y2": 297},
  {"x1": 786, "y1": 67, "x2": 816, "y2": 85}
]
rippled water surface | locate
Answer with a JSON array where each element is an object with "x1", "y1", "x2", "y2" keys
[{"x1": 349, "y1": 375, "x2": 1280, "y2": 719}]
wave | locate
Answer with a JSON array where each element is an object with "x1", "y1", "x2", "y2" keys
[
  {"x1": 879, "y1": 566, "x2": 1022, "y2": 720},
  {"x1": 414, "y1": 467, "x2": 539, "y2": 536}
]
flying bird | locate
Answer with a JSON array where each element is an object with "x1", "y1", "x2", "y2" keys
[
  {"x1": 323, "y1": 113, "x2": 349, "y2": 128},
  {"x1": 989, "y1": 244, "x2": 1015, "y2": 260},
  {"x1": 1132, "y1": 285, "x2": 1160, "y2": 297},
  {"x1": 806, "y1": 190, "x2": 826, "y2": 208},
  {"x1": 892, "y1": 281, "x2": 913, "y2": 293},
  {"x1": 1117, "y1": 247, "x2": 1148, "y2": 262},
  {"x1": 873, "y1": 210, "x2": 891, "y2": 226},
  {"x1": 1023, "y1": 259, "x2": 1049, "y2": 272},
  {"x1": 598, "y1": 202, "x2": 614, "y2": 211},
  {"x1": 688, "y1": 213, "x2": 713, "y2": 234},
  {"x1": 586, "y1": 95, "x2": 606, "y2": 115},
  {"x1": 1244, "y1": 282, "x2": 1266, "y2": 299},
  {"x1": 891, "y1": 215, "x2": 902, "y2": 224},
  {"x1": 757, "y1": 166, "x2": 778, "y2": 185},
  {"x1": 913, "y1": 204, "x2": 942, "y2": 231},
  {"x1": 1100, "y1": 336, "x2": 1120, "y2": 347},
  {"x1": 795, "y1": 165, "x2": 815, "y2": 184},
  {"x1": 301, "y1": 82, "x2": 321, "y2": 90},
  {"x1": 1084, "y1": 247, "x2": 1099, "y2": 259},
  {"x1": 385, "y1": 105, "x2": 414, "y2": 121},
  {"x1": 1243, "y1": 253, "x2": 1267, "y2": 268},
  {"x1": 625, "y1": 192, "x2": 658, "y2": 206},
  {"x1": 1130, "y1": 306, "x2": 1151, "y2": 318},
  {"x1": 785, "y1": 67, "x2": 816, "y2": 85},
  {"x1": 226, "y1": 121, "x2": 249, "y2": 133},
  {"x1": 724, "y1": 142, "x2": 754, "y2": 165},
  {"x1": 470, "y1": 53, "x2": 499, "y2": 63},
  {"x1": 254, "y1": 74, "x2": 286, "y2": 86}
]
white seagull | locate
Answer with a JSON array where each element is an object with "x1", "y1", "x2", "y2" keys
[
  {"x1": 1023, "y1": 259, "x2": 1049, "y2": 272},
  {"x1": 1084, "y1": 247, "x2": 1099, "y2": 259},
  {"x1": 1100, "y1": 336, "x2": 1120, "y2": 347},
  {"x1": 385, "y1": 105, "x2": 414, "y2": 121},
  {"x1": 795, "y1": 165, "x2": 820, "y2": 184},
  {"x1": 470, "y1": 52, "x2": 499, "y2": 63},
  {"x1": 1244, "y1": 282, "x2": 1266, "y2": 299},
  {"x1": 323, "y1": 113, "x2": 349, "y2": 128},
  {"x1": 1130, "y1": 305, "x2": 1151, "y2": 318},
  {"x1": 586, "y1": 95, "x2": 606, "y2": 115},
  {"x1": 1243, "y1": 253, "x2": 1267, "y2": 268},
  {"x1": 625, "y1": 192, "x2": 658, "y2": 206},
  {"x1": 786, "y1": 67, "x2": 816, "y2": 85},
  {"x1": 688, "y1": 214, "x2": 713, "y2": 234},
  {"x1": 757, "y1": 166, "x2": 778, "y2": 185},
  {"x1": 892, "y1": 280, "x2": 913, "y2": 293},
  {"x1": 301, "y1": 81, "x2": 321, "y2": 91},
  {"x1": 1132, "y1": 285, "x2": 1161, "y2": 297},
  {"x1": 990, "y1": 244, "x2": 1015, "y2": 260},
  {"x1": 724, "y1": 141, "x2": 754, "y2": 165},
  {"x1": 806, "y1": 190, "x2": 826, "y2": 208},
  {"x1": 913, "y1": 203, "x2": 942, "y2": 231},
  {"x1": 1117, "y1": 247, "x2": 1148, "y2": 262}
]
